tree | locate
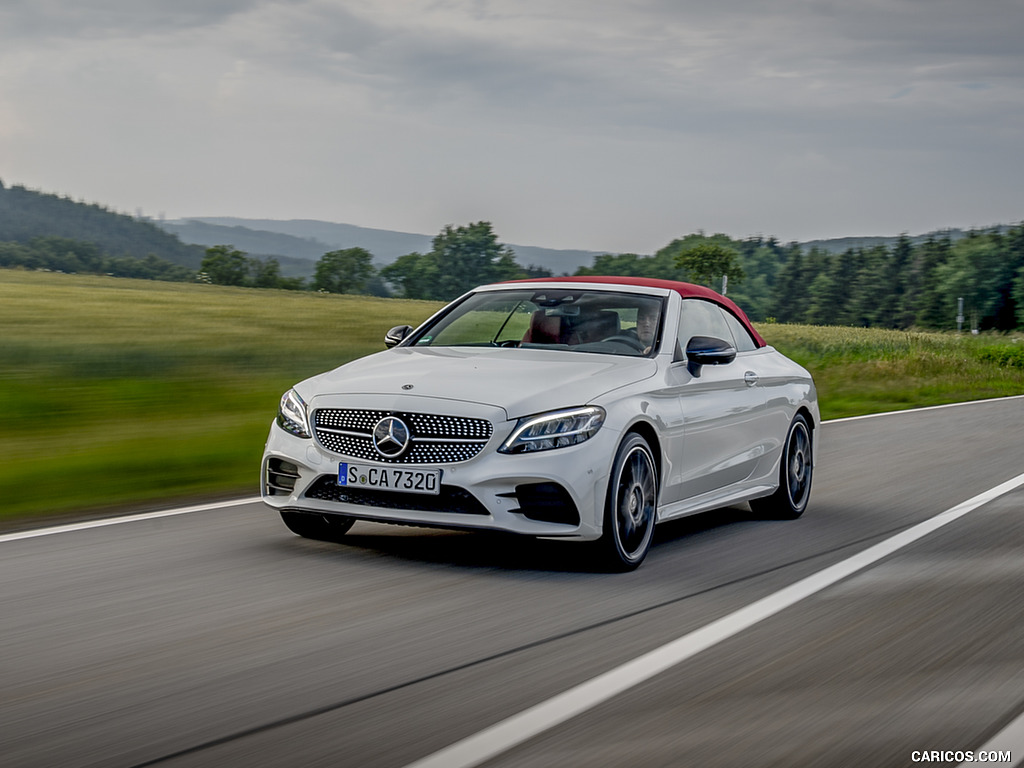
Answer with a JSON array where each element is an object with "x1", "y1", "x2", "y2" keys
[
  {"x1": 934, "y1": 233, "x2": 1007, "y2": 330},
  {"x1": 380, "y1": 251, "x2": 441, "y2": 299},
  {"x1": 843, "y1": 246, "x2": 889, "y2": 328},
  {"x1": 770, "y1": 244, "x2": 806, "y2": 323},
  {"x1": 251, "y1": 257, "x2": 283, "y2": 289},
  {"x1": 431, "y1": 222, "x2": 522, "y2": 300},
  {"x1": 576, "y1": 251, "x2": 677, "y2": 279},
  {"x1": 675, "y1": 242, "x2": 745, "y2": 293},
  {"x1": 200, "y1": 245, "x2": 249, "y2": 286},
  {"x1": 805, "y1": 264, "x2": 841, "y2": 326},
  {"x1": 727, "y1": 237, "x2": 785, "y2": 321},
  {"x1": 876, "y1": 235, "x2": 913, "y2": 329},
  {"x1": 381, "y1": 222, "x2": 526, "y2": 300},
  {"x1": 313, "y1": 247, "x2": 375, "y2": 294},
  {"x1": 913, "y1": 234, "x2": 953, "y2": 328},
  {"x1": 1014, "y1": 264, "x2": 1024, "y2": 329}
]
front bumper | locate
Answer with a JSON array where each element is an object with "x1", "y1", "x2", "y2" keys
[{"x1": 260, "y1": 395, "x2": 616, "y2": 540}]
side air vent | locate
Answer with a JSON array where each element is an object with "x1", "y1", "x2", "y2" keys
[
  {"x1": 266, "y1": 458, "x2": 301, "y2": 496},
  {"x1": 513, "y1": 482, "x2": 580, "y2": 526}
]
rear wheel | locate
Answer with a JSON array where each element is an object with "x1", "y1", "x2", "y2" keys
[
  {"x1": 596, "y1": 433, "x2": 658, "y2": 571},
  {"x1": 280, "y1": 511, "x2": 355, "y2": 542},
  {"x1": 750, "y1": 413, "x2": 812, "y2": 520}
]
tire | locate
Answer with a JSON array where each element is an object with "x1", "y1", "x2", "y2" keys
[
  {"x1": 750, "y1": 413, "x2": 812, "y2": 520},
  {"x1": 280, "y1": 511, "x2": 355, "y2": 542},
  {"x1": 596, "y1": 433, "x2": 659, "y2": 571}
]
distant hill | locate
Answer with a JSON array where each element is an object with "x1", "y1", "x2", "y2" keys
[
  {"x1": 5, "y1": 180, "x2": 1016, "y2": 282},
  {"x1": 0, "y1": 182, "x2": 205, "y2": 268},
  {"x1": 163, "y1": 217, "x2": 605, "y2": 275}
]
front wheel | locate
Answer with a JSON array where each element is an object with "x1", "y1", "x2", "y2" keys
[
  {"x1": 750, "y1": 413, "x2": 812, "y2": 520},
  {"x1": 595, "y1": 433, "x2": 659, "y2": 571},
  {"x1": 280, "y1": 511, "x2": 355, "y2": 542}
]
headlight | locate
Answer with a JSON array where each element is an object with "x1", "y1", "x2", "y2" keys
[
  {"x1": 277, "y1": 389, "x2": 311, "y2": 438},
  {"x1": 499, "y1": 406, "x2": 605, "y2": 454}
]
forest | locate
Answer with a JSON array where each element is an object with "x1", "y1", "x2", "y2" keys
[
  {"x1": 575, "y1": 228, "x2": 1024, "y2": 332},
  {"x1": 2, "y1": 179, "x2": 1022, "y2": 331}
]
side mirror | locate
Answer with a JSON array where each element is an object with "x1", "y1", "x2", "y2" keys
[
  {"x1": 384, "y1": 325, "x2": 414, "y2": 348},
  {"x1": 685, "y1": 335, "x2": 736, "y2": 377}
]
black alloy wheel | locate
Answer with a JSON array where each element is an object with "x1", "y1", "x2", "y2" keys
[
  {"x1": 750, "y1": 413, "x2": 812, "y2": 520},
  {"x1": 598, "y1": 433, "x2": 658, "y2": 571}
]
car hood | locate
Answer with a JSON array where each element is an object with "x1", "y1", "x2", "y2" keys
[{"x1": 298, "y1": 346, "x2": 658, "y2": 419}]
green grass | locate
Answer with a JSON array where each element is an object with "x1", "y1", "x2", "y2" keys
[
  {"x1": 3, "y1": 269, "x2": 1024, "y2": 523},
  {"x1": 0, "y1": 270, "x2": 441, "y2": 521},
  {"x1": 761, "y1": 324, "x2": 1024, "y2": 419}
]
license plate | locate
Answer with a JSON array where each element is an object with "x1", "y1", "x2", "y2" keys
[{"x1": 338, "y1": 463, "x2": 441, "y2": 496}]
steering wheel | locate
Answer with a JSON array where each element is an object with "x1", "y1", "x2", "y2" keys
[{"x1": 601, "y1": 334, "x2": 646, "y2": 352}]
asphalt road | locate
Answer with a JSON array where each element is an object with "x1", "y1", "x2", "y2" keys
[{"x1": 2, "y1": 397, "x2": 1023, "y2": 768}]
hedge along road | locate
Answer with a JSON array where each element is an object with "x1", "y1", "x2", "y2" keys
[{"x1": 1, "y1": 397, "x2": 1023, "y2": 768}]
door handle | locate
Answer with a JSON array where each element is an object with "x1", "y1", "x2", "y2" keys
[{"x1": 744, "y1": 371, "x2": 759, "y2": 386}]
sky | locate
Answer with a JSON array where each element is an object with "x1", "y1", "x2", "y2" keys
[{"x1": 1, "y1": 0, "x2": 1022, "y2": 254}]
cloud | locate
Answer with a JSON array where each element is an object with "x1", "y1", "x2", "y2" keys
[
  {"x1": 1, "y1": 0, "x2": 1021, "y2": 250},
  {"x1": 0, "y1": 0, "x2": 263, "y2": 41}
]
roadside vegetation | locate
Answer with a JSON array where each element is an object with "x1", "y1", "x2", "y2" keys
[
  {"x1": 3, "y1": 270, "x2": 1023, "y2": 524},
  {"x1": 763, "y1": 324, "x2": 1024, "y2": 418}
]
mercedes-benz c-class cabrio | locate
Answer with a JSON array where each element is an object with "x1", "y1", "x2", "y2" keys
[{"x1": 262, "y1": 276, "x2": 818, "y2": 570}]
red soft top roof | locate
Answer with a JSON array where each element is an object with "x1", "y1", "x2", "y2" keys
[{"x1": 503, "y1": 275, "x2": 766, "y2": 347}]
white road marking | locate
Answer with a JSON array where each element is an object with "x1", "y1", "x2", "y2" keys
[
  {"x1": 403, "y1": 471, "x2": 1024, "y2": 768},
  {"x1": 823, "y1": 393, "x2": 1024, "y2": 424},
  {"x1": 0, "y1": 497, "x2": 260, "y2": 544},
  {"x1": 960, "y1": 710, "x2": 1024, "y2": 767}
]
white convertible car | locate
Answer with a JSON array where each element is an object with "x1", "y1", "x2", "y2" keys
[{"x1": 262, "y1": 276, "x2": 818, "y2": 570}]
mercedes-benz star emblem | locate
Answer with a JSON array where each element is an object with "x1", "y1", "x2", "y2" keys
[{"x1": 372, "y1": 416, "x2": 411, "y2": 458}]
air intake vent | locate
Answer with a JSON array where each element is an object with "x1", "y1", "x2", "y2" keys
[
  {"x1": 266, "y1": 458, "x2": 300, "y2": 496},
  {"x1": 513, "y1": 482, "x2": 580, "y2": 525}
]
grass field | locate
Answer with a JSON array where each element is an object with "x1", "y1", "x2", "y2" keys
[{"x1": 3, "y1": 269, "x2": 1023, "y2": 523}]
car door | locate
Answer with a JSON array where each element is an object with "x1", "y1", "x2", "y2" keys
[{"x1": 660, "y1": 298, "x2": 770, "y2": 505}]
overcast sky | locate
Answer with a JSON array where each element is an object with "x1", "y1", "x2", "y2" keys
[{"x1": 2, "y1": 1, "x2": 1022, "y2": 253}]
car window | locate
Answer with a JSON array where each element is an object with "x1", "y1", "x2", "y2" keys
[
  {"x1": 719, "y1": 308, "x2": 759, "y2": 353},
  {"x1": 677, "y1": 299, "x2": 734, "y2": 348}
]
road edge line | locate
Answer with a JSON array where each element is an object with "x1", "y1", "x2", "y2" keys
[
  {"x1": 0, "y1": 497, "x2": 260, "y2": 544},
  {"x1": 823, "y1": 393, "x2": 1024, "y2": 424}
]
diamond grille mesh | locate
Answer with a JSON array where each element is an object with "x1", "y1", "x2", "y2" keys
[{"x1": 313, "y1": 408, "x2": 492, "y2": 464}]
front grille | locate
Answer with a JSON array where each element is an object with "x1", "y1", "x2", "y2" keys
[
  {"x1": 305, "y1": 476, "x2": 489, "y2": 516},
  {"x1": 313, "y1": 409, "x2": 492, "y2": 464}
]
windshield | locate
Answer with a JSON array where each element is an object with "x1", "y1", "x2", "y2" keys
[{"x1": 411, "y1": 288, "x2": 664, "y2": 357}]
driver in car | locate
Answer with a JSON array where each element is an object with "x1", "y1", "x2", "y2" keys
[{"x1": 631, "y1": 304, "x2": 659, "y2": 354}]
